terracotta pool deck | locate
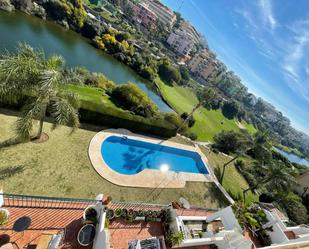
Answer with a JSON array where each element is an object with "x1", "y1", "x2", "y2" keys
[{"x1": 89, "y1": 129, "x2": 213, "y2": 188}]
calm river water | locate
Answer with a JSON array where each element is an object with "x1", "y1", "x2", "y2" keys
[{"x1": 0, "y1": 11, "x2": 172, "y2": 112}]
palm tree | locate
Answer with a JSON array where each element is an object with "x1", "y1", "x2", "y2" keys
[
  {"x1": 242, "y1": 161, "x2": 296, "y2": 202},
  {"x1": 219, "y1": 130, "x2": 271, "y2": 184},
  {"x1": 0, "y1": 43, "x2": 79, "y2": 140}
]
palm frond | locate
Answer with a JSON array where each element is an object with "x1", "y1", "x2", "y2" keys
[
  {"x1": 46, "y1": 55, "x2": 65, "y2": 70},
  {"x1": 38, "y1": 69, "x2": 61, "y2": 93},
  {"x1": 15, "y1": 99, "x2": 44, "y2": 140},
  {"x1": 49, "y1": 93, "x2": 80, "y2": 131}
]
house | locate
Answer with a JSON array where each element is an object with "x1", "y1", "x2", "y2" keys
[{"x1": 260, "y1": 203, "x2": 309, "y2": 248}]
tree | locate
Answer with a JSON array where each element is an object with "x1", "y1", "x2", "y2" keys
[
  {"x1": 215, "y1": 130, "x2": 253, "y2": 183},
  {"x1": 222, "y1": 101, "x2": 241, "y2": 119},
  {"x1": 158, "y1": 62, "x2": 181, "y2": 85},
  {"x1": 0, "y1": 44, "x2": 80, "y2": 140},
  {"x1": 243, "y1": 162, "x2": 296, "y2": 202}
]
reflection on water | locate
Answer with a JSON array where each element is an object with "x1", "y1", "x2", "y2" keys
[{"x1": 0, "y1": 11, "x2": 172, "y2": 112}]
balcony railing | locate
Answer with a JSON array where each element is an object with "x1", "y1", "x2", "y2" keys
[{"x1": 0, "y1": 193, "x2": 97, "y2": 210}]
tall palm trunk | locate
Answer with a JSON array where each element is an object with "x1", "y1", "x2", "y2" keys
[
  {"x1": 219, "y1": 155, "x2": 239, "y2": 183},
  {"x1": 35, "y1": 104, "x2": 47, "y2": 139}
]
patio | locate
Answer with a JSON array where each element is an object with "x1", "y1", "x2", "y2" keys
[{"x1": 0, "y1": 196, "x2": 96, "y2": 249}]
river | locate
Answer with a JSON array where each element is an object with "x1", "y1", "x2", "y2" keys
[
  {"x1": 0, "y1": 11, "x2": 173, "y2": 112},
  {"x1": 275, "y1": 147, "x2": 309, "y2": 167}
]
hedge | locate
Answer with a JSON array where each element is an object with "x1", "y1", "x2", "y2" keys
[
  {"x1": 0, "y1": 97, "x2": 177, "y2": 138},
  {"x1": 79, "y1": 100, "x2": 177, "y2": 137}
]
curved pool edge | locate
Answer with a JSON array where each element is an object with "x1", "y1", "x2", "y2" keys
[{"x1": 88, "y1": 129, "x2": 213, "y2": 188}]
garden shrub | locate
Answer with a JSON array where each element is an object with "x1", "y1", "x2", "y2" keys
[{"x1": 111, "y1": 83, "x2": 158, "y2": 117}]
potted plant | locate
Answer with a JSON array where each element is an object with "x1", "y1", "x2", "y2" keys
[
  {"x1": 83, "y1": 206, "x2": 98, "y2": 224},
  {"x1": 103, "y1": 196, "x2": 112, "y2": 205},
  {"x1": 0, "y1": 208, "x2": 9, "y2": 227},
  {"x1": 121, "y1": 208, "x2": 128, "y2": 218},
  {"x1": 106, "y1": 209, "x2": 115, "y2": 221},
  {"x1": 114, "y1": 208, "x2": 123, "y2": 218}
]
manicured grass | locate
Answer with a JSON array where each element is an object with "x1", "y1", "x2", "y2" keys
[
  {"x1": 67, "y1": 84, "x2": 117, "y2": 108},
  {"x1": 0, "y1": 112, "x2": 229, "y2": 208},
  {"x1": 199, "y1": 146, "x2": 258, "y2": 204},
  {"x1": 156, "y1": 79, "x2": 256, "y2": 141}
]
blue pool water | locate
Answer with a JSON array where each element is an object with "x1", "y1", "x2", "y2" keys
[{"x1": 101, "y1": 136, "x2": 209, "y2": 175}]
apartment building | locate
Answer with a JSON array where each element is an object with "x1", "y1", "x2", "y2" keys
[
  {"x1": 144, "y1": 0, "x2": 176, "y2": 29},
  {"x1": 132, "y1": 2, "x2": 158, "y2": 30},
  {"x1": 166, "y1": 29, "x2": 195, "y2": 56},
  {"x1": 188, "y1": 49, "x2": 219, "y2": 81},
  {"x1": 179, "y1": 21, "x2": 200, "y2": 44}
]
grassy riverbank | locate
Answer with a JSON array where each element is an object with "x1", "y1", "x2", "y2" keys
[
  {"x1": 0, "y1": 111, "x2": 230, "y2": 208},
  {"x1": 155, "y1": 78, "x2": 256, "y2": 141}
]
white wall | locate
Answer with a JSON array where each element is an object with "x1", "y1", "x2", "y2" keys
[{"x1": 264, "y1": 209, "x2": 289, "y2": 244}]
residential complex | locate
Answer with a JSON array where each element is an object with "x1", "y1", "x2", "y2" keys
[
  {"x1": 179, "y1": 21, "x2": 200, "y2": 45},
  {"x1": 1, "y1": 191, "x2": 309, "y2": 249},
  {"x1": 188, "y1": 50, "x2": 219, "y2": 81},
  {"x1": 144, "y1": 0, "x2": 176, "y2": 29},
  {"x1": 167, "y1": 29, "x2": 195, "y2": 56},
  {"x1": 132, "y1": 2, "x2": 158, "y2": 30}
]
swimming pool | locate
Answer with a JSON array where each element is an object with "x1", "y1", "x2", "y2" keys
[{"x1": 101, "y1": 136, "x2": 209, "y2": 175}]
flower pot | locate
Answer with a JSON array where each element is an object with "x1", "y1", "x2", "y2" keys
[
  {"x1": 106, "y1": 209, "x2": 115, "y2": 221},
  {"x1": 114, "y1": 208, "x2": 123, "y2": 218},
  {"x1": 83, "y1": 205, "x2": 98, "y2": 224}
]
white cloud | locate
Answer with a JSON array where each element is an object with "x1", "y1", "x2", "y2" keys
[
  {"x1": 259, "y1": 0, "x2": 277, "y2": 30},
  {"x1": 282, "y1": 18, "x2": 309, "y2": 102}
]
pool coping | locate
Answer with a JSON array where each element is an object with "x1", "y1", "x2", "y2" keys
[{"x1": 88, "y1": 129, "x2": 213, "y2": 188}]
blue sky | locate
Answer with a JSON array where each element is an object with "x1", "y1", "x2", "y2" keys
[{"x1": 162, "y1": 0, "x2": 309, "y2": 135}]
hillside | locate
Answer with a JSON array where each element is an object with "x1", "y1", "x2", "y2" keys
[{"x1": 156, "y1": 78, "x2": 256, "y2": 141}]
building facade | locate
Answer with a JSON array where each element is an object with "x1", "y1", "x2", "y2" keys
[
  {"x1": 132, "y1": 2, "x2": 158, "y2": 30},
  {"x1": 167, "y1": 29, "x2": 195, "y2": 56},
  {"x1": 188, "y1": 50, "x2": 219, "y2": 81},
  {"x1": 179, "y1": 21, "x2": 200, "y2": 44},
  {"x1": 144, "y1": 0, "x2": 176, "y2": 29}
]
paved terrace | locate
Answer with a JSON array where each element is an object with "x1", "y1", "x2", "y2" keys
[{"x1": 0, "y1": 194, "x2": 218, "y2": 249}]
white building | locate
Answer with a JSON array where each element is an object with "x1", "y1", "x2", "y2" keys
[
  {"x1": 143, "y1": 0, "x2": 176, "y2": 29},
  {"x1": 167, "y1": 29, "x2": 195, "y2": 56}
]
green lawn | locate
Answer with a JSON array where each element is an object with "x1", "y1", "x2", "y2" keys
[
  {"x1": 199, "y1": 146, "x2": 258, "y2": 204},
  {"x1": 0, "y1": 111, "x2": 229, "y2": 208},
  {"x1": 156, "y1": 79, "x2": 256, "y2": 141}
]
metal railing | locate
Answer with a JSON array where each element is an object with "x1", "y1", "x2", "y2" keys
[{"x1": 1, "y1": 193, "x2": 97, "y2": 210}]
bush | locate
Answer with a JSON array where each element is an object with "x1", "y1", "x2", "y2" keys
[
  {"x1": 234, "y1": 159, "x2": 245, "y2": 170},
  {"x1": 213, "y1": 130, "x2": 251, "y2": 154},
  {"x1": 180, "y1": 112, "x2": 195, "y2": 127},
  {"x1": 111, "y1": 83, "x2": 159, "y2": 117},
  {"x1": 79, "y1": 100, "x2": 176, "y2": 137},
  {"x1": 282, "y1": 192, "x2": 309, "y2": 224},
  {"x1": 164, "y1": 113, "x2": 181, "y2": 127},
  {"x1": 158, "y1": 62, "x2": 181, "y2": 84},
  {"x1": 259, "y1": 193, "x2": 274, "y2": 203}
]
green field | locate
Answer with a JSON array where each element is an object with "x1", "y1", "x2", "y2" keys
[
  {"x1": 200, "y1": 147, "x2": 257, "y2": 204},
  {"x1": 0, "y1": 111, "x2": 229, "y2": 208},
  {"x1": 156, "y1": 79, "x2": 256, "y2": 141}
]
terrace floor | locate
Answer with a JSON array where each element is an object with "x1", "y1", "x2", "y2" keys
[
  {"x1": 109, "y1": 219, "x2": 165, "y2": 249},
  {"x1": 0, "y1": 199, "x2": 93, "y2": 249}
]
